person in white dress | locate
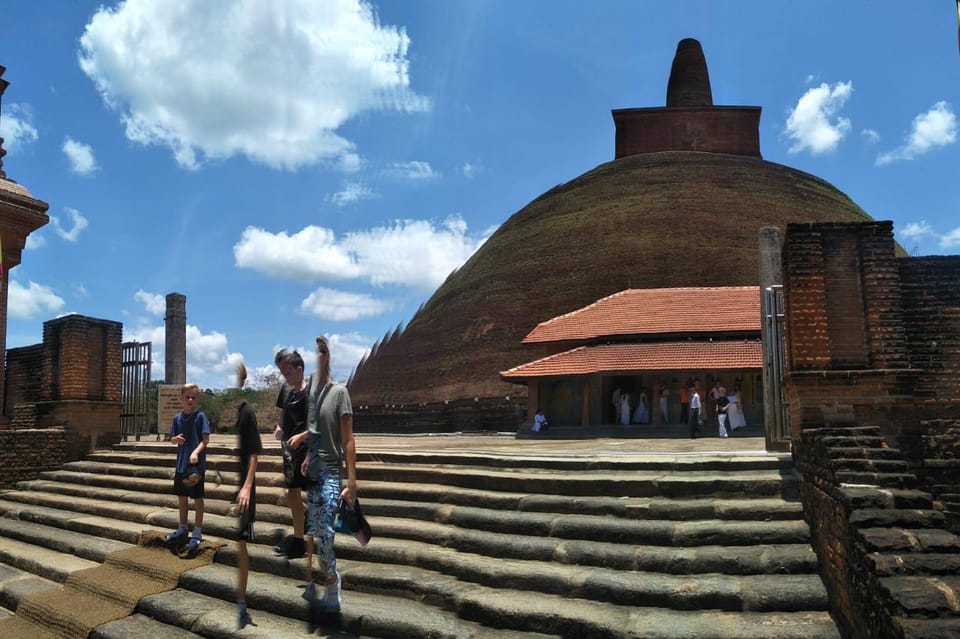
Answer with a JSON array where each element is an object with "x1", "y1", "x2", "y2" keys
[
  {"x1": 727, "y1": 387, "x2": 747, "y2": 430},
  {"x1": 632, "y1": 390, "x2": 649, "y2": 424},
  {"x1": 620, "y1": 393, "x2": 632, "y2": 426}
]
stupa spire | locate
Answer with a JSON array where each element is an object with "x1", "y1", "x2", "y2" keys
[{"x1": 666, "y1": 38, "x2": 713, "y2": 107}]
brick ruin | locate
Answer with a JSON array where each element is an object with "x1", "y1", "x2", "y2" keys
[
  {"x1": 4, "y1": 314, "x2": 123, "y2": 460},
  {"x1": 784, "y1": 220, "x2": 960, "y2": 638}
]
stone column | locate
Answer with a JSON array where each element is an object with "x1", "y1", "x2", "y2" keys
[
  {"x1": 164, "y1": 293, "x2": 186, "y2": 385},
  {"x1": 758, "y1": 226, "x2": 787, "y2": 451},
  {"x1": 1, "y1": 65, "x2": 50, "y2": 425}
]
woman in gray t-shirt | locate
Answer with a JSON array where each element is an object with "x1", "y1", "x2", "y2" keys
[{"x1": 295, "y1": 335, "x2": 357, "y2": 612}]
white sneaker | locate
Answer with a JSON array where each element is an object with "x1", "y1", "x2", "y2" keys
[{"x1": 320, "y1": 573, "x2": 341, "y2": 612}]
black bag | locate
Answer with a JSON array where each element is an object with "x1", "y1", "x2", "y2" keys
[{"x1": 334, "y1": 498, "x2": 372, "y2": 546}]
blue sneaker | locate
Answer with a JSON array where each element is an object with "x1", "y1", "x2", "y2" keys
[
  {"x1": 302, "y1": 581, "x2": 316, "y2": 601},
  {"x1": 165, "y1": 527, "x2": 187, "y2": 543},
  {"x1": 185, "y1": 536, "x2": 202, "y2": 553},
  {"x1": 236, "y1": 601, "x2": 251, "y2": 629}
]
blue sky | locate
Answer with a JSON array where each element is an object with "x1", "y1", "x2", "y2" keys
[{"x1": 2, "y1": 1, "x2": 958, "y2": 390}]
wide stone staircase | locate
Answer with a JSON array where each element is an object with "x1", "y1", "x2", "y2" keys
[{"x1": 0, "y1": 436, "x2": 840, "y2": 638}]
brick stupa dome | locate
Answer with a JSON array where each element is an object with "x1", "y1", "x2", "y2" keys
[{"x1": 348, "y1": 39, "x2": 875, "y2": 414}]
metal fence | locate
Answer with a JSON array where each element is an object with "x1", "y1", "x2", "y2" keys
[{"x1": 121, "y1": 341, "x2": 152, "y2": 440}]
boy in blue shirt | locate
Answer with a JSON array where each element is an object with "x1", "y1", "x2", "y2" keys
[{"x1": 165, "y1": 383, "x2": 211, "y2": 553}]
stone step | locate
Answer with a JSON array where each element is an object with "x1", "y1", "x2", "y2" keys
[
  {"x1": 0, "y1": 496, "x2": 823, "y2": 616},
  {"x1": 0, "y1": 438, "x2": 840, "y2": 639},
  {"x1": 0, "y1": 520, "x2": 554, "y2": 638},
  {"x1": 835, "y1": 471, "x2": 918, "y2": 489},
  {"x1": 0, "y1": 536, "x2": 98, "y2": 583},
  {"x1": 333, "y1": 530, "x2": 818, "y2": 576},
  {"x1": 29, "y1": 471, "x2": 806, "y2": 524},
  {"x1": 868, "y1": 552, "x2": 960, "y2": 576},
  {"x1": 0, "y1": 485, "x2": 813, "y2": 553},
  {"x1": 857, "y1": 527, "x2": 960, "y2": 554},
  {"x1": 356, "y1": 465, "x2": 799, "y2": 499},
  {"x1": 183, "y1": 554, "x2": 835, "y2": 639},
  {"x1": 51, "y1": 458, "x2": 802, "y2": 499},
  {"x1": 0, "y1": 493, "x2": 815, "y2": 593},
  {"x1": 832, "y1": 459, "x2": 910, "y2": 474},
  {"x1": 848, "y1": 508, "x2": 948, "y2": 529},
  {"x1": 836, "y1": 486, "x2": 933, "y2": 510},
  {"x1": 106, "y1": 441, "x2": 795, "y2": 472},
  {"x1": 91, "y1": 613, "x2": 207, "y2": 639},
  {"x1": 827, "y1": 447, "x2": 908, "y2": 461}
]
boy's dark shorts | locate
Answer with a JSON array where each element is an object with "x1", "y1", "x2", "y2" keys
[
  {"x1": 283, "y1": 448, "x2": 311, "y2": 490},
  {"x1": 172, "y1": 471, "x2": 205, "y2": 498},
  {"x1": 232, "y1": 491, "x2": 257, "y2": 542}
]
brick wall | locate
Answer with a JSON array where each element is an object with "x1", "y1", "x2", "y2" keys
[
  {"x1": 6, "y1": 314, "x2": 124, "y2": 458},
  {"x1": 785, "y1": 221, "x2": 960, "y2": 638},
  {"x1": 899, "y1": 256, "x2": 960, "y2": 522},
  {"x1": 4, "y1": 344, "x2": 44, "y2": 419},
  {"x1": 782, "y1": 222, "x2": 915, "y2": 442},
  {"x1": 794, "y1": 426, "x2": 960, "y2": 639},
  {"x1": 0, "y1": 428, "x2": 66, "y2": 489},
  {"x1": 612, "y1": 107, "x2": 761, "y2": 158},
  {"x1": 353, "y1": 396, "x2": 526, "y2": 434}
]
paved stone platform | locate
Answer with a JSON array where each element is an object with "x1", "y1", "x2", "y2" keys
[{"x1": 0, "y1": 430, "x2": 841, "y2": 639}]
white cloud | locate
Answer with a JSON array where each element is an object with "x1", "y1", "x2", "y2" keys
[
  {"x1": 861, "y1": 129, "x2": 880, "y2": 144},
  {"x1": 0, "y1": 103, "x2": 38, "y2": 151},
  {"x1": 25, "y1": 233, "x2": 47, "y2": 250},
  {"x1": 462, "y1": 162, "x2": 480, "y2": 179},
  {"x1": 323, "y1": 331, "x2": 372, "y2": 383},
  {"x1": 62, "y1": 137, "x2": 99, "y2": 175},
  {"x1": 234, "y1": 215, "x2": 493, "y2": 290},
  {"x1": 73, "y1": 283, "x2": 89, "y2": 299},
  {"x1": 123, "y1": 322, "x2": 244, "y2": 389},
  {"x1": 78, "y1": 0, "x2": 429, "y2": 171},
  {"x1": 335, "y1": 152, "x2": 364, "y2": 173},
  {"x1": 940, "y1": 227, "x2": 960, "y2": 250},
  {"x1": 234, "y1": 225, "x2": 360, "y2": 281},
  {"x1": 385, "y1": 160, "x2": 439, "y2": 181},
  {"x1": 876, "y1": 101, "x2": 957, "y2": 166},
  {"x1": 135, "y1": 289, "x2": 166, "y2": 316},
  {"x1": 300, "y1": 286, "x2": 392, "y2": 320},
  {"x1": 785, "y1": 81, "x2": 853, "y2": 154},
  {"x1": 8, "y1": 280, "x2": 65, "y2": 319},
  {"x1": 50, "y1": 207, "x2": 89, "y2": 242},
  {"x1": 899, "y1": 221, "x2": 934, "y2": 241},
  {"x1": 326, "y1": 182, "x2": 376, "y2": 207}
]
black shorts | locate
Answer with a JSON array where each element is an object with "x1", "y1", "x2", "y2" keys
[
  {"x1": 235, "y1": 492, "x2": 256, "y2": 541},
  {"x1": 172, "y1": 471, "x2": 205, "y2": 498},
  {"x1": 283, "y1": 447, "x2": 311, "y2": 490}
]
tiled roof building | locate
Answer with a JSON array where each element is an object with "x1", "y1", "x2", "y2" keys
[{"x1": 501, "y1": 287, "x2": 762, "y2": 427}]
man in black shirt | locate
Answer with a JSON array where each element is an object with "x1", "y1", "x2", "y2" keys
[{"x1": 234, "y1": 362, "x2": 262, "y2": 629}]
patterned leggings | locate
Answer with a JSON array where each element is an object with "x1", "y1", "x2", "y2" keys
[{"x1": 306, "y1": 459, "x2": 341, "y2": 582}]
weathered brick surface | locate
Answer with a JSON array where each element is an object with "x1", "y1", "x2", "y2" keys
[
  {"x1": 353, "y1": 396, "x2": 526, "y2": 434},
  {"x1": 6, "y1": 314, "x2": 124, "y2": 458},
  {"x1": 0, "y1": 428, "x2": 65, "y2": 489},
  {"x1": 794, "y1": 426, "x2": 960, "y2": 639},
  {"x1": 4, "y1": 344, "x2": 45, "y2": 418},
  {"x1": 785, "y1": 221, "x2": 960, "y2": 638}
]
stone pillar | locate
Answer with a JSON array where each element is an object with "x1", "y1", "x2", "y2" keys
[
  {"x1": 758, "y1": 226, "x2": 787, "y2": 451},
  {"x1": 0, "y1": 65, "x2": 50, "y2": 426},
  {"x1": 164, "y1": 293, "x2": 186, "y2": 385}
]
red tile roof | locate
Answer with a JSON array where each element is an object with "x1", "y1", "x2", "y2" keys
[
  {"x1": 500, "y1": 340, "x2": 762, "y2": 381},
  {"x1": 523, "y1": 287, "x2": 761, "y2": 344}
]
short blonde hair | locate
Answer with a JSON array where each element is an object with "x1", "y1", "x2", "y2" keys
[
  {"x1": 236, "y1": 361, "x2": 248, "y2": 387},
  {"x1": 180, "y1": 383, "x2": 200, "y2": 396}
]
